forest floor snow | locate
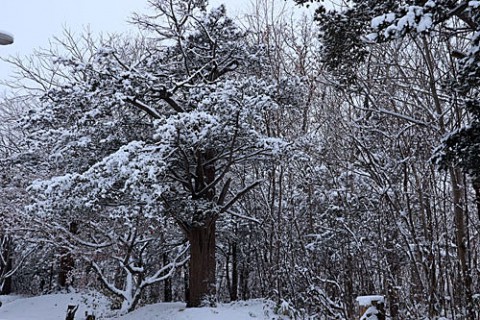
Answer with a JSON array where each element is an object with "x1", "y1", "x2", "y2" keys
[{"x1": 0, "y1": 292, "x2": 290, "y2": 320}]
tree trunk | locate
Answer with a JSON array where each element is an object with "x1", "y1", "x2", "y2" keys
[
  {"x1": 0, "y1": 237, "x2": 12, "y2": 295},
  {"x1": 58, "y1": 252, "x2": 74, "y2": 288},
  {"x1": 186, "y1": 220, "x2": 216, "y2": 307},
  {"x1": 225, "y1": 242, "x2": 239, "y2": 302},
  {"x1": 472, "y1": 178, "x2": 480, "y2": 222},
  {"x1": 1, "y1": 263, "x2": 12, "y2": 295},
  {"x1": 230, "y1": 242, "x2": 238, "y2": 302},
  {"x1": 163, "y1": 253, "x2": 172, "y2": 302},
  {"x1": 450, "y1": 168, "x2": 474, "y2": 319},
  {"x1": 240, "y1": 261, "x2": 250, "y2": 300},
  {"x1": 184, "y1": 266, "x2": 189, "y2": 303},
  {"x1": 58, "y1": 221, "x2": 78, "y2": 288}
]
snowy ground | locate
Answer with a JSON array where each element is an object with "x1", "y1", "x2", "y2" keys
[{"x1": 0, "y1": 293, "x2": 290, "y2": 320}]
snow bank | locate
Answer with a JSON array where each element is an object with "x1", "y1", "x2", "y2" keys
[
  {"x1": 0, "y1": 293, "x2": 288, "y2": 320},
  {"x1": 0, "y1": 292, "x2": 110, "y2": 320},
  {"x1": 118, "y1": 299, "x2": 286, "y2": 320}
]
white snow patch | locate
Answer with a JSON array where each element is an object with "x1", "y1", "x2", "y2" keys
[
  {"x1": 356, "y1": 295, "x2": 384, "y2": 306},
  {"x1": 416, "y1": 13, "x2": 433, "y2": 32},
  {"x1": 119, "y1": 299, "x2": 287, "y2": 320},
  {"x1": 365, "y1": 33, "x2": 379, "y2": 42},
  {"x1": 469, "y1": 1, "x2": 480, "y2": 9},
  {"x1": 0, "y1": 294, "x2": 289, "y2": 320},
  {"x1": 360, "y1": 305, "x2": 380, "y2": 320},
  {"x1": 0, "y1": 292, "x2": 110, "y2": 320},
  {"x1": 371, "y1": 13, "x2": 396, "y2": 29}
]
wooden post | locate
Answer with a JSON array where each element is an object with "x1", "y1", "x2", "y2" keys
[
  {"x1": 65, "y1": 304, "x2": 78, "y2": 320},
  {"x1": 85, "y1": 312, "x2": 96, "y2": 320},
  {"x1": 356, "y1": 295, "x2": 385, "y2": 320}
]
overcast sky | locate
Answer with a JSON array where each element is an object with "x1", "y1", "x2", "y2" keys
[{"x1": 0, "y1": 0, "x2": 248, "y2": 85}]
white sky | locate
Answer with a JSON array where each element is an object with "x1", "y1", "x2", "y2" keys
[{"x1": 0, "y1": 0, "x2": 247, "y2": 84}]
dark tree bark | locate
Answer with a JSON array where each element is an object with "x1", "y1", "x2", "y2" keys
[
  {"x1": 163, "y1": 253, "x2": 172, "y2": 302},
  {"x1": 0, "y1": 237, "x2": 12, "y2": 295},
  {"x1": 58, "y1": 252, "x2": 74, "y2": 288},
  {"x1": 225, "y1": 242, "x2": 239, "y2": 302},
  {"x1": 58, "y1": 221, "x2": 77, "y2": 288},
  {"x1": 472, "y1": 178, "x2": 480, "y2": 222},
  {"x1": 184, "y1": 149, "x2": 218, "y2": 307},
  {"x1": 240, "y1": 261, "x2": 250, "y2": 300},
  {"x1": 184, "y1": 266, "x2": 190, "y2": 303},
  {"x1": 186, "y1": 220, "x2": 216, "y2": 307},
  {"x1": 230, "y1": 242, "x2": 238, "y2": 301},
  {"x1": 1, "y1": 263, "x2": 12, "y2": 295},
  {"x1": 450, "y1": 168, "x2": 475, "y2": 319}
]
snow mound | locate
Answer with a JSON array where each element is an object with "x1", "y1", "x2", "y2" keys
[
  {"x1": 0, "y1": 293, "x2": 288, "y2": 320},
  {"x1": 0, "y1": 292, "x2": 109, "y2": 320},
  {"x1": 118, "y1": 299, "x2": 286, "y2": 320}
]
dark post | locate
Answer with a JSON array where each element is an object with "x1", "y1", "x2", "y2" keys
[
  {"x1": 85, "y1": 312, "x2": 96, "y2": 320},
  {"x1": 65, "y1": 304, "x2": 78, "y2": 320}
]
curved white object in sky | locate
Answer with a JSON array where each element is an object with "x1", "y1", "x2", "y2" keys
[{"x1": 0, "y1": 30, "x2": 13, "y2": 45}]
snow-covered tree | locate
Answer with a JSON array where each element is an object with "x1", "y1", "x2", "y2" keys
[
  {"x1": 292, "y1": 0, "x2": 480, "y2": 318},
  {"x1": 21, "y1": 0, "x2": 290, "y2": 310},
  {"x1": 0, "y1": 96, "x2": 41, "y2": 295}
]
